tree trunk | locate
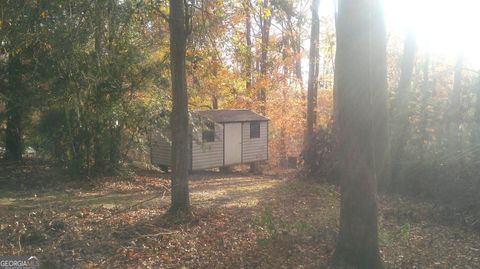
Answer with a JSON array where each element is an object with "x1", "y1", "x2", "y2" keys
[
  {"x1": 278, "y1": 23, "x2": 291, "y2": 163},
  {"x1": 212, "y1": 95, "x2": 218, "y2": 109},
  {"x1": 109, "y1": 125, "x2": 122, "y2": 172},
  {"x1": 305, "y1": 0, "x2": 320, "y2": 149},
  {"x1": 5, "y1": 101, "x2": 23, "y2": 161},
  {"x1": 392, "y1": 30, "x2": 417, "y2": 116},
  {"x1": 169, "y1": 0, "x2": 190, "y2": 213},
  {"x1": 93, "y1": 0, "x2": 106, "y2": 174},
  {"x1": 93, "y1": 123, "x2": 106, "y2": 173},
  {"x1": 447, "y1": 51, "x2": 464, "y2": 164},
  {"x1": 293, "y1": 20, "x2": 303, "y2": 88},
  {"x1": 244, "y1": 0, "x2": 253, "y2": 90},
  {"x1": 474, "y1": 75, "x2": 480, "y2": 163},
  {"x1": 333, "y1": 0, "x2": 387, "y2": 268},
  {"x1": 258, "y1": 0, "x2": 272, "y2": 115},
  {"x1": 418, "y1": 54, "x2": 431, "y2": 159},
  {"x1": 391, "y1": 29, "x2": 417, "y2": 182},
  {"x1": 4, "y1": 57, "x2": 23, "y2": 162}
]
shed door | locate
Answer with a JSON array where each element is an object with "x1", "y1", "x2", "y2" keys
[{"x1": 224, "y1": 123, "x2": 242, "y2": 165}]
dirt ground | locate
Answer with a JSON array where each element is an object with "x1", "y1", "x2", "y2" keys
[{"x1": 0, "y1": 163, "x2": 479, "y2": 268}]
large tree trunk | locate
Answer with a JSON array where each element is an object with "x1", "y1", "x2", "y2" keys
[
  {"x1": 169, "y1": 0, "x2": 190, "y2": 213},
  {"x1": 4, "y1": 57, "x2": 23, "y2": 162},
  {"x1": 333, "y1": 0, "x2": 387, "y2": 268},
  {"x1": 305, "y1": 0, "x2": 320, "y2": 149}
]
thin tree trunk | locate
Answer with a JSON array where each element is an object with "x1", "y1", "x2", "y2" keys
[
  {"x1": 93, "y1": 123, "x2": 105, "y2": 173},
  {"x1": 474, "y1": 75, "x2": 480, "y2": 163},
  {"x1": 278, "y1": 21, "x2": 292, "y2": 163},
  {"x1": 169, "y1": 0, "x2": 190, "y2": 213},
  {"x1": 258, "y1": 0, "x2": 272, "y2": 115},
  {"x1": 293, "y1": 21, "x2": 303, "y2": 88},
  {"x1": 447, "y1": 51, "x2": 464, "y2": 164},
  {"x1": 281, "y1": 28, "x2": 289, "y2": 78},
  {"x1": 390, "y1": 29, "x2": 417, "y2": 182},
  {"x1": 393, "y1": 30, "x2": 417, "y2": 116},
  {"x1": 418, "y1": 54, "x2": 431, "y2": 159},
  {"x1": 305, "y1": 0, "x2": 320, "y2": 147},
  {"x1": 109, "y1": 125, "x2": 122, "y2": 171},
  {"x1": 212, "y1": 95, "x2": 218, "y2": 109},
  {"x1": 304, "y1": 0, "x2": 320, "y2": 175},
  {"x1": 333, "y1": 0, "x2": 387, "y2": 267},
  {"x1": 244, "y1": 0, "x2": 253, "y2": 90},
  {"x1": 5, "y1": 101, "x2": 23, "y2": 161},
  {"x1": 93, "y1": 0, "x2": 106, "y2": 173}
]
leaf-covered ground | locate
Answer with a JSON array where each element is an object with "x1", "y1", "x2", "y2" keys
[{"x1": 0, "y1": 163, "x2": 479, "y2": 268}]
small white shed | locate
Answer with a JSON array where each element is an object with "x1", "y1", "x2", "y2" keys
[{"x1": 150, "y1": 109, "x2": 269, "y2": 170}]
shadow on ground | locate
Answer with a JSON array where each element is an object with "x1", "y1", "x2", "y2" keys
[{"x1": 1, "y1": 165, "x2": 479, "y2": 268}]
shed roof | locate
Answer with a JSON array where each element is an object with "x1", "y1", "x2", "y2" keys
[{"x1": 194, "y1": 109, "x2": 268, "y2": 123}]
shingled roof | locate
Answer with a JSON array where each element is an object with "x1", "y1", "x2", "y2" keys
[{"x1": 194, "y1": 109, "x2": 268, "y2": 123}]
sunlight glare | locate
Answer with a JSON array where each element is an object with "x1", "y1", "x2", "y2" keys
[{"x1": 385, "y1": 0, "x2": 480, "y2": 68}]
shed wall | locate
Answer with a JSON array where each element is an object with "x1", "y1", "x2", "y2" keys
[
  {"x1": 150, "y1": 134, "x2": 171, "y2": 166},
  {"x1": 192, "y1": 123, "x2": 224, "y2": 170},
  {"x1": 151, "y1": 120, "x2": 268, "y2": 170},
  {"x1": 242, "y1": 121, "x2": 268, "y2": 162}
]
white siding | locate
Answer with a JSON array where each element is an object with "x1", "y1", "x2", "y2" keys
[
  {"x1": 242, "y1": 121, "x2": 268, "y2": 162},
  {"x1": 150, "y1": 134, "x2": 171, "y2": 166},
  {"x1": 192, "y1": 123, "x2": 224, "y2": 170},
  {"x1": 150, "y1": 119, "x2": 268, "y2": 170}
]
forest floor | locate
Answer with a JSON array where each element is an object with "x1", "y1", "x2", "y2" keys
[{"x1": 0, "y1": 162, "x2": 479, "y2": 268}]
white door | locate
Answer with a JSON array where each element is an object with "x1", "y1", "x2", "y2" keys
[{"x1": 224, "y1": 123, "x2": 242, "y2": 165}]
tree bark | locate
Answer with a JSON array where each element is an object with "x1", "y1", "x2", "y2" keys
[
  {"x1": 474, "y1": 74, "x2": 480, "y2": 163},
  {"x1": 244, "y1": 0, "x2": 253, "y2": 90},
  {"x1": 169, "y1": 0, "x2": 190, "y2": 213},
  {"x1": 212, "y1": 95, "x2": 218, "y2": 109},
  {"x1": 418, "y1": 54, "x2": 431, "y2": 159},
  {"x1": 4, "y1": 56, "x2": 23, "y2": 162},
  {"x1": 392, "y1": 30, "x2": 417, "y2": 116},
  {"x1": 93, "y1": 0, "x2": 106, "y2": 173},
  {"x1": 391, "y1": 29, "x2": 417, "y2": 181},
  {"x1": 258, "y1": 0, "x2": 272, "y2": 115},
  {"x1": 304, "y1": 0, "x2": 320, "y2": 175},
  {"x1": 333, "y1": 0, "x2": 387, "y2": 268},
  {"x1": 447, "y1": 51, "x2": 464, "y2": 164},
  {"x1": 305, "y1": 0, "x2": 320, "y2": 148},
  {"x1": 293, "y1": 21, "x2": 303, "y2": 88},
  {"x1": 5, "y1": 101, "x2": 23, "y2": 161}
]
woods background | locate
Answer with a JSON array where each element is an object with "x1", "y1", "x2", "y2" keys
[{"x1": 1, "y1": 0, "x2": 479, "y2": 227}]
